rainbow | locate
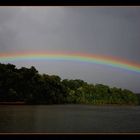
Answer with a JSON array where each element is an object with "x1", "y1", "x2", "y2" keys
[{"x1": 0, "y1": 51, "x2": 140, "y2": 73}]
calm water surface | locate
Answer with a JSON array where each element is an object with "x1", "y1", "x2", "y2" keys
[{"x1": 0, "y1": 105, "x2": 140, "y2": 133}]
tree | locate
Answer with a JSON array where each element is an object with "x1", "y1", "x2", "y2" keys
[{"x1": 0, "y1": 62, "x2": 139, "y2": 105}]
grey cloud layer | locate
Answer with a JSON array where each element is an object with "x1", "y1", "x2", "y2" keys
[{"x1": 0, "y1": 7, "x2": 140, "y2": 92}]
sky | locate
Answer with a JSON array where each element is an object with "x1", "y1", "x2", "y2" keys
[{"x1": 0, "y1": 6, "x2": 140, "y2": 93}]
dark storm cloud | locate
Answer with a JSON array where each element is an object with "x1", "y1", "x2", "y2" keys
[
  {"x1": 0, "y1": 7, "x2": 20, "y2": 52},
  {"x1": 61, "y1": 7, "x2": 140, "y2": 62},
  {"x1": 0, "y1": 7, "x2": 140, "y2": 92},
  {"x1": 0, "y1": 7, "x2": 66, "y2": 52}
]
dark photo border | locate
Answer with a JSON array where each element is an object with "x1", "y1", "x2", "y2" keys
[{"x1": 0, "y1": 0, "x2": 140, "y2": 139}]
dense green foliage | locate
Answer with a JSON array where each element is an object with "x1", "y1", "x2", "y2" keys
[
  {"x1": 0, "y1": 63, "x2": 139, "y2": 105},
  {"x1": 136, "y1": 94, "x2": 140, "y2": 105}
]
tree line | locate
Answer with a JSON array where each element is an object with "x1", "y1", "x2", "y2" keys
[{"x1": 0, "y1": 63, "x2": 139, "y2": 105}]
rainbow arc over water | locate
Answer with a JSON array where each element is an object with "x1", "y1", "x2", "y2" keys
[{"x1": 0, "y1": 51, "x2": 140, "y2": 73}]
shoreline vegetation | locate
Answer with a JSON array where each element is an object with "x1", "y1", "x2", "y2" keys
[
  {"x1": 0, "y1": 102, "x2": 139, "y2": 106},
  {"x1": 0, "y1": 63, "x2": 139, "y2": 105},
  {"x1": 0, "y1": 101, "x2": 25, "y2": 105}
]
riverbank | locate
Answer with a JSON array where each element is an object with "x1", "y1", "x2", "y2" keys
[
  {"x1": 0, "y1": 102, "x2": 138, "y2": 106},
  {"x1": 0, "y1": 102, "x2": 25, "y2": 105}
]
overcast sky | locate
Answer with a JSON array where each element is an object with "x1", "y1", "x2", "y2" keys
[{"x1": 0, "y1": 6, "x2": 140, "y2": 93}]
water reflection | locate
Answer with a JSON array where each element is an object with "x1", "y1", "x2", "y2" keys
[
  {"x1": 0, "y1": 105, "x2": 140, "y2": 133},
  {"x1": 0, "y1": 105, "x2": 36, "y2": 132}
]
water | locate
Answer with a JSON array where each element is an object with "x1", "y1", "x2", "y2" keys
[{"x1": 0, "y1": 105, "x2": 140, "y2": 133}]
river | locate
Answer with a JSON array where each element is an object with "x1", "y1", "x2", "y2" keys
[{"x1": 0, "y1": 105, "x2": 140, "y2": 133}]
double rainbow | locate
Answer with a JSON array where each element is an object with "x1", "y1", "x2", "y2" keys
[{"x1": 0, "y1": 51, "x2": 140, "y2": 73}]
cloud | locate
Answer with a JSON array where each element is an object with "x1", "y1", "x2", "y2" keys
[
  {"x1": 0, "y1": 7, "x2": 140, "y2": 92},
  {"x1": 0, "y1": 7, "x2": 66, "y2": 52}
]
